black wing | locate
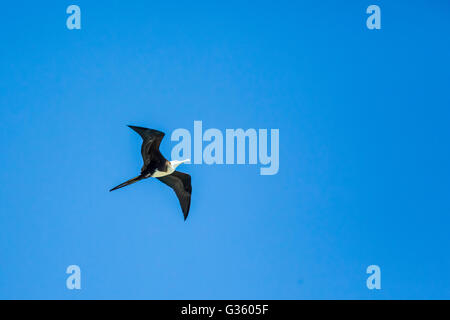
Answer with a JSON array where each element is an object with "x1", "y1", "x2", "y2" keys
[
  {"x1": 128, "y1": 125, "x2": 165, "y2": 168},
  {"x1": 157, "y1": 171, "x2": 192, "y2": 220}
]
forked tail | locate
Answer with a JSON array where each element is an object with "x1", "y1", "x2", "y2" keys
[{"x1": 109, "y1": 175, "x2": 144, "y2": 192}]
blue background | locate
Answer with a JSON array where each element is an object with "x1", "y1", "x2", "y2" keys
[{"x1": 1, "y1": 1, "x2": 449, "y2": 299}]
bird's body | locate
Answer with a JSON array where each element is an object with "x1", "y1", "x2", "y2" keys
[
  {"x1": 110, "y1": 125, "x2": 192, "y2": 220},
  {"x1": 150, "y1": 167, "x2": 172, "y2": 178},
  {"x1": 145, "y1": 159, "x2": 190, "y2": 178}
]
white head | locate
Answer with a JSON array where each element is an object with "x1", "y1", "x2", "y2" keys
[{"x1": 170, "y1": 159, "x2": 190, "y2": 170}]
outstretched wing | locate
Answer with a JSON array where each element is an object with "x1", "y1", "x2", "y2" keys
[
  {"x1": 157, "y1": 171, "x2": 192, "y2": 220},
  {"x1": 128, "y1": 125, "x2": 165, "y2": 167}
]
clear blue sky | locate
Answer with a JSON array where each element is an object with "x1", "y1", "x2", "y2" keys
[{"x1": 0, "y1": 1, "x2": 449, "y2": 299}]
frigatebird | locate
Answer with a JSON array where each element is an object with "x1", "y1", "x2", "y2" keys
[{"x1": 110, "y1": 125, "x2": 192, "y2": 220}]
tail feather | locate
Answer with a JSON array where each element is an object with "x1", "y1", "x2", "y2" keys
[{"x1": 110, "y1": 175, "x2": 144, "y2": 192}]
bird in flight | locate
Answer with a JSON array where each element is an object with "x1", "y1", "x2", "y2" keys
[{"x1": 110, "y1": 125, "x2": 192, "y2": 220}]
